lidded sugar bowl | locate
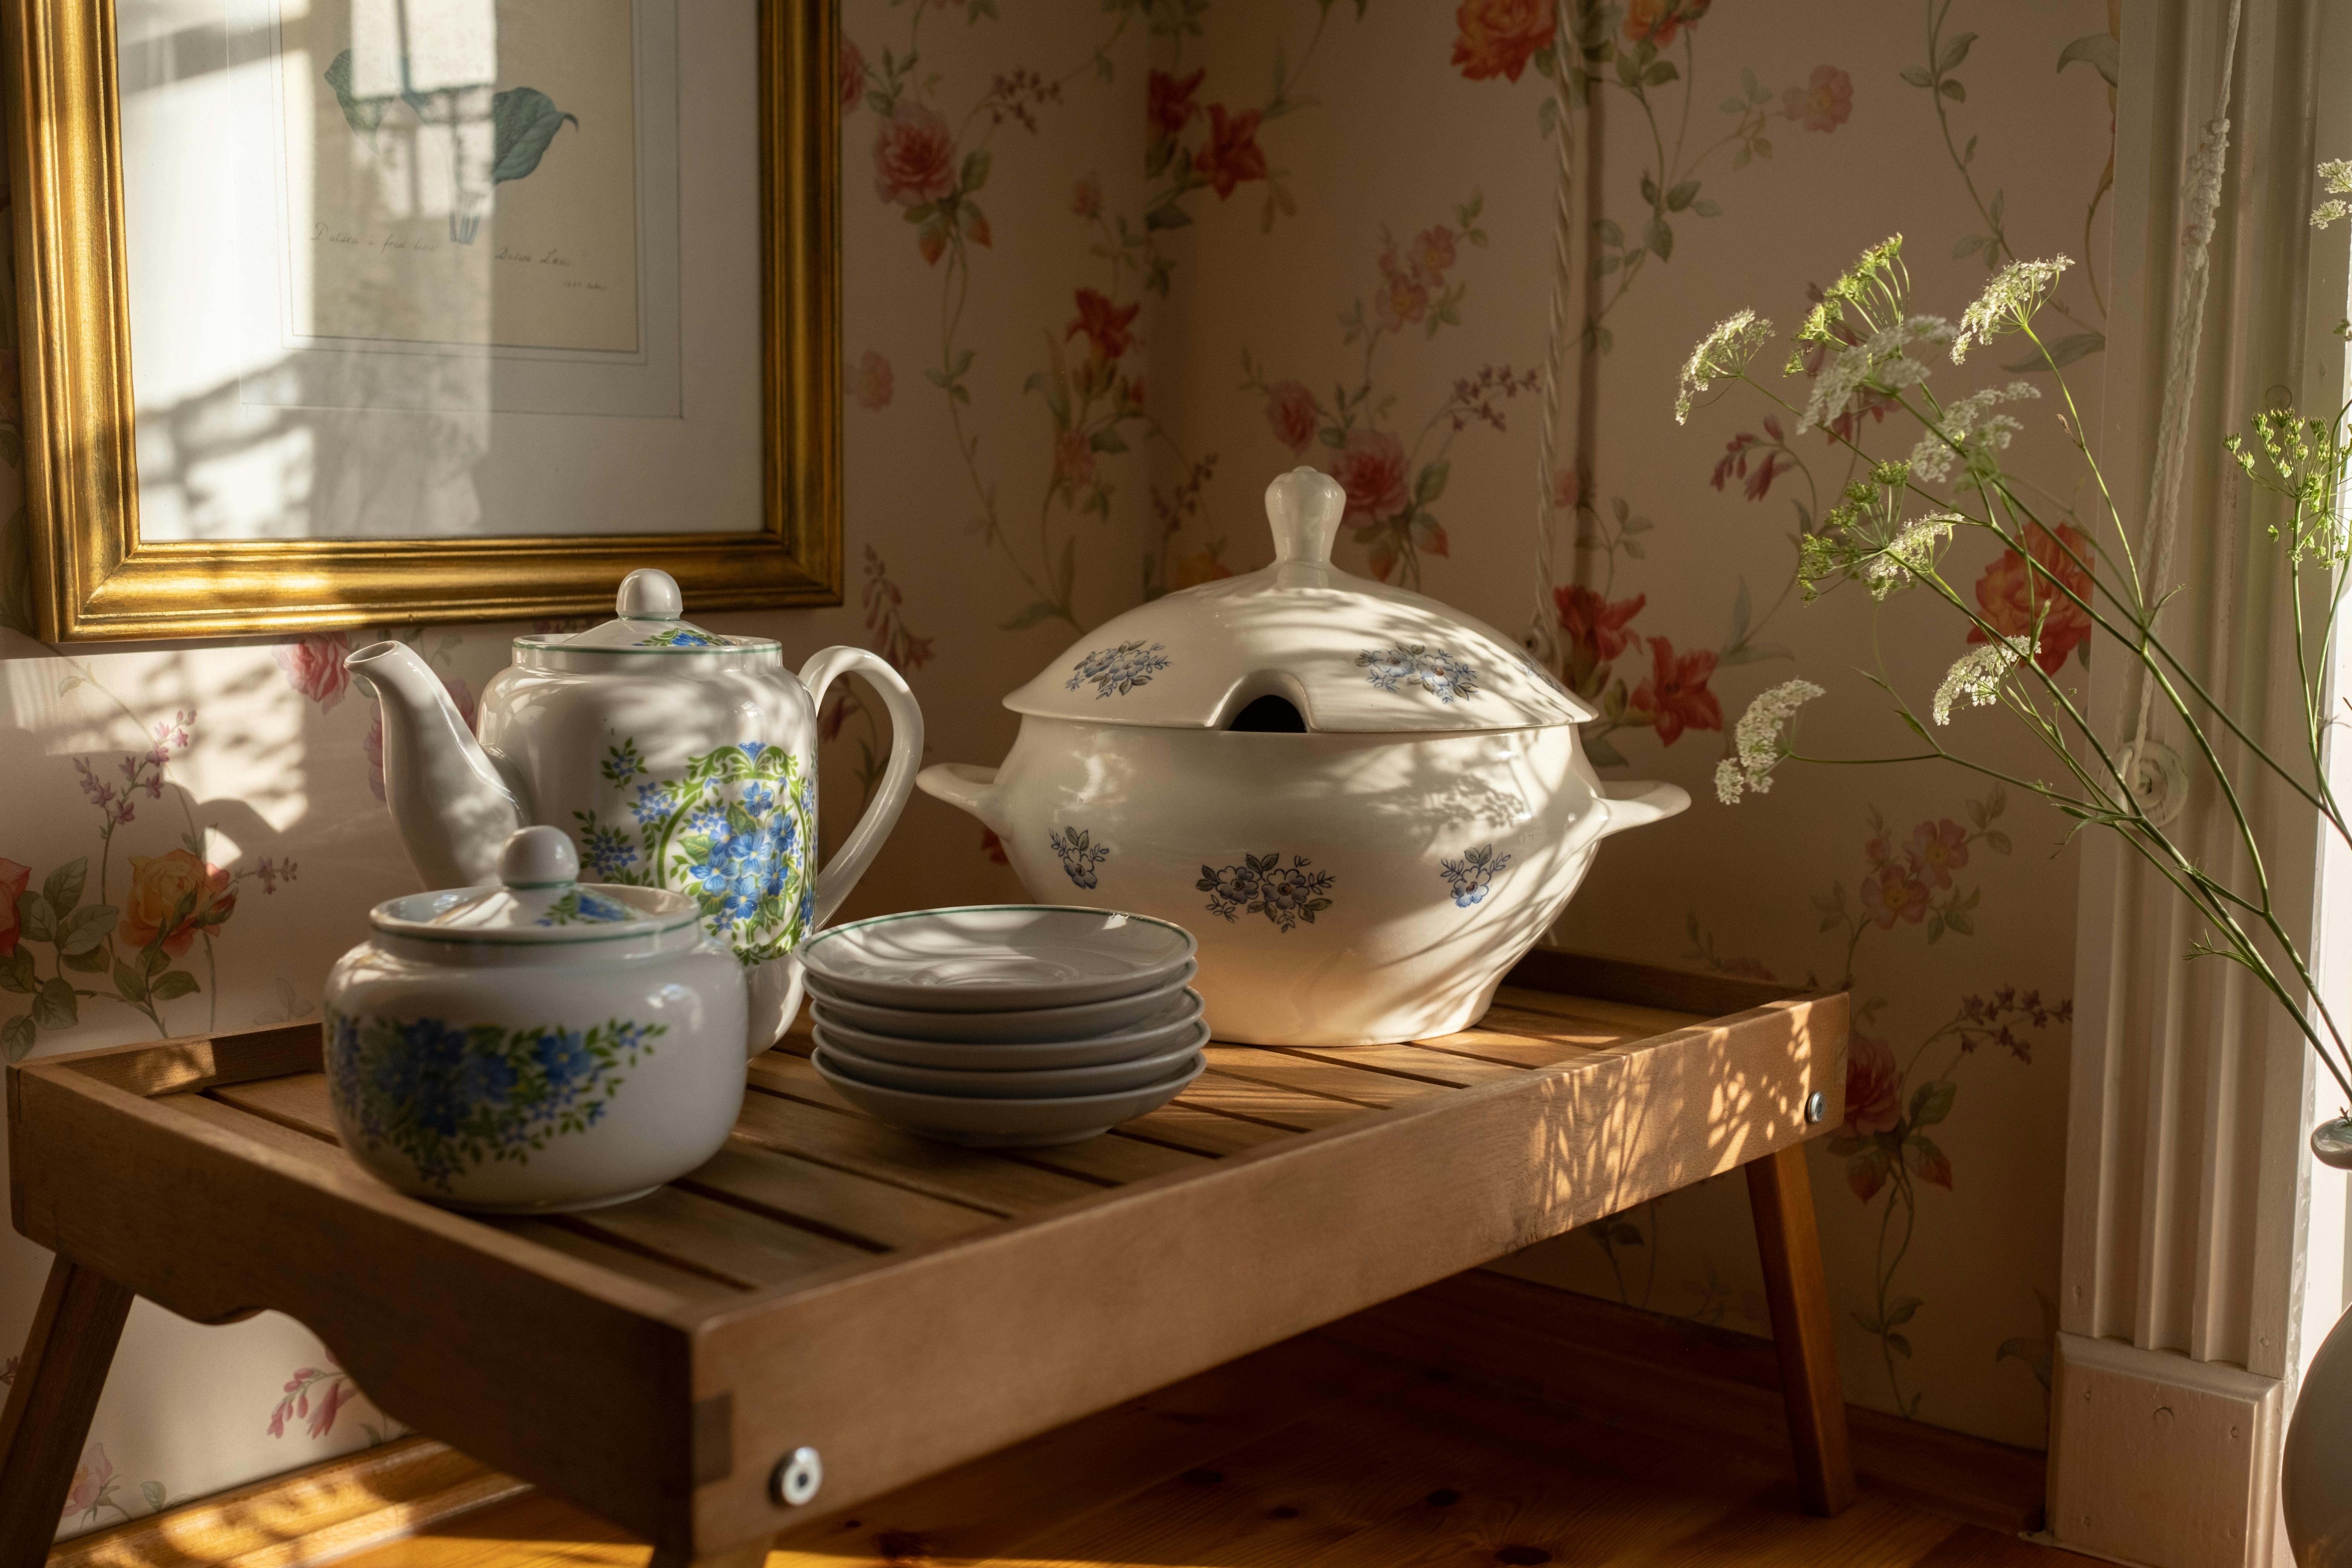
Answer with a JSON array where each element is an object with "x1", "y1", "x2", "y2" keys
[
  {"x1": 917, "y1": 467, "x2": 1689, "y2": 1046},
  {"x1": 323, "y1": 826, "x2": 751, "y2": 1212}
]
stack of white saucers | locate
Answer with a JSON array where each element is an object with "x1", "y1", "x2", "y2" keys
[{"x1": 796, "y1": 906, "x2": 1206, "y2": 1148}]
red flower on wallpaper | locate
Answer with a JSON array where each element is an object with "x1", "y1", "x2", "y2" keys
[
  {"x1": 1554, "y1": 586, "x2": 1646, "y2": 665},
  {"x1": 872, "y1": 101, "x2": 956, "y2": 208},
  {"x1": 1712, "y1": 417, "x2": 1795, "y2": 502},
  {"x1": 1147, "y1": 67, "x2": 1204, "y2": 144},
  {"x1": 1859, "y1": 858, "x2": 1932, "y2": 929},
  {"x1": 120, "y1": 849, "x2": 235, "y2": 959},
  {"x1": 1840, "y1": 1032, "x2": 1902, "y2": 1141},
  {"x1": 839, "y1": 38, "x2": 865, "y2": 111},
  {"x1": 1968, "y1": 522, "x2": 2093, "y2": 672},
  {"x1": 1372, "y1": 263, "x2": 1430, "y2": 332},
  {"x1": 1909, "y1": 819, "x2": 1970, "y2": 889},
  {"x1": 848, "y1": 349, "x2": 894, "y2": 412},
  {"x1": 1784, "y1": 65, "x2": 1854, "y2": 133},
  {"x1": 1333, "y1": 428, "x2": 1410, "y2": 528},
  {"x1": 1052, "y1": 429, "x2": 1096, "y2": 495},
  {"x1": 1263, "y1": 380, "x2": 1318, "y2": 454},
  {"x1": 270, "y1": 1361, "x2": 358, "y2": 1440},
  {"x1": 272, "y1": 632, "x2": 353, "y2": 712},
  {"x1": 1622, "y1": 0, "x2": 1709, "y2": 47},
  {"x1": 1406, "y1": 225, "x2": 1456, "y2": 281},
  {"x1": 1632, "y1": 638, "x2": 1722, "y2": 744},
  {"x1": 1450, "y1": 0, "x2": 1554, "y2": 83},
  {"x1": 1067, "y1": 288, "x2": 1141, "y2": 363},
  {"x1": 1197, "y1": 105, "x2": 1267, "y2": 199},
  {"x1": 61, "y1": 1442, "x2": 113, "y2": 1519},
  {"x1": 0, "y1": 859, "x2": 28, "y2": 957}
]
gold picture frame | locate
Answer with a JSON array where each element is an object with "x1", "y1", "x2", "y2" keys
[{"x1": 1, "y1": 0, "x2": 839, "y2": 642}]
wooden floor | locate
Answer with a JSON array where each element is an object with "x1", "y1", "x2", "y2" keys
[{"x1": 324, "y1": 1332, "x2": 2095, "y2": 1568}]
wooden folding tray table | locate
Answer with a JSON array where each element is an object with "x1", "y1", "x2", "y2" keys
[{"x1": 0, "y1": 952, "x2": 1850, "y2": 1568}]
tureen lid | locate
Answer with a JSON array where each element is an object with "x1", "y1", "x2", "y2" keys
[
  {"x1": 511, "y1": 569, "x2": 780, "y2": 659},
  {"x1": 369, "y1": 827, "x2": 702, "y2": 944},
  {"x1": 1004, "y1": 469, "x2": 1593, "y2": 732}
]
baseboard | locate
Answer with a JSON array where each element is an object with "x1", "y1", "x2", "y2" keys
[
  {"x1": 48, "y1": 1437, "x2": 526, "y2": 1568},
  {"x1": 1315, "y1": 1267, "x2": 2050, "y2": 1534}
]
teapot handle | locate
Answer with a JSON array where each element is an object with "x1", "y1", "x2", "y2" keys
[{"x1": 798, "y1": 647, "x2": 925, "y2": 929}]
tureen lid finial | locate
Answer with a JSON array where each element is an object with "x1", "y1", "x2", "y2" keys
[
  {"x1": 499, "y1": 826, "x2": 578, "y2": 889},
  {"x1": 616, "y1": 568, "x2": 684, "y2": 621},
  {"x1": 1265, "y1": 467, "x2": 1343, "y2": 568}
]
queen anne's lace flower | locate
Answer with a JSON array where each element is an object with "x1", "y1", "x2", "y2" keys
[
  {"x1": 1909, "y1": 381, "x2": 2040, "y2": 482},
  {"x1": 1799, "y1": 315, "x2": 1954, "y2": 433},
  {"x1": 1716, "y1": 679, "x2": 1826, "y2": 804},
  {"x1": 1857, "y1": 512, "x2": 1963, "y2": 598},
  {"x1": 1932, "y1": 637, "x2": 2035, "y2": 724},
  {"x1": 2314, "y1": 158, "x2": 2352, "y2": 228},
  {"x1": 1952, "y1": 257, "x2": 2071, "y2": 363},
  {"x1": 1676, "y1": 309, "x2": 1775, "y2": 424}
]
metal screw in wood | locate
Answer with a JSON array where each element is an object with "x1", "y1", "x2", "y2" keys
[
  {"x1": 772, "y1": 1446, "x2": 823, "y2": 1507},
  {"x1": 1805, "y1": 1092, "x2": 1826, "y2": 1124}
]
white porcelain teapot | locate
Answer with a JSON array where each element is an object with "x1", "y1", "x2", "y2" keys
[{"x1": 348, "y1": 569, "x2": 922, "y2": 1050}]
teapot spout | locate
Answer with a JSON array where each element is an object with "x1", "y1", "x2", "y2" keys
[{"x1": 348, "y1": 641, "x2": 525, "y2": 889}]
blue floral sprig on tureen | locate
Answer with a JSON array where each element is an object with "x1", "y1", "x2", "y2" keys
[
  {"x1": 1197, "y1": 852, "x2": 1335, "y2": 933},
  {"x1": 1067, "y1": 640, "x2": 1170, "y2": 698},
  {"x1": 1048, "y1": 827, "x2": 1112, "y2": 888},
  {"x1": 1439, "y1": 844, "x2": 1512, "y2": 908},
  {"x1": 1358, "y1": 643, "x2": 1480, "y2": 704}
]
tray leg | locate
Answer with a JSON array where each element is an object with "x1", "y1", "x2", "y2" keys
[
  {"x1": 646, "y1": 1539, "x2": 773, "y2": 1568},
  {"x1": 1745, "y1": 1143, "x2": 1857, "y2": 1517},
  {"x1": 0, "y1": 1254, "x2": 136, "y2": 1568}
]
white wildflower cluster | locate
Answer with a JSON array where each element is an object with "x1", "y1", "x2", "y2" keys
[
  {"x1": 1952, "y1": 257, "x2": 2072, "y2": 363},
  {"x1": 1676, "y1": 309, "x2": 1775, "y2": 424},
  {"x1": 2313, "y1": 158, "x2": 2352, "y2": 229},
  {"x1": 1857, "y1": 512, "x2": 1962, "y2": 599},
  {"x1": 1931, "y1": 637, "x2": 2035, "y2": 725},
  {"x1": 1715, "y1": 679, "x2": 1826, "y2": 805},
  {"x1": 1799, "y1": 315, "x2": 1954, "y2": 434},
  {"x1": 1908, "y1": 381, "x2": 2040, "y2": 482}
]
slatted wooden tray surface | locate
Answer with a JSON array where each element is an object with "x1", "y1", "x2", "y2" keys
[{"x1": 8, "y1": 951, "x2": 1844, "y2": 1562}]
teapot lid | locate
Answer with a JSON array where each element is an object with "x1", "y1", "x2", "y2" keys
[
  {"x1": 511, "y1": 569, "x2": 781, "y2": 661},
  {"x1": 1003, "y1": 469, "x2": 1593, "y2": 733},
  {"x1": 369, "y1": 827, "x2": 702, "y2": 945}
]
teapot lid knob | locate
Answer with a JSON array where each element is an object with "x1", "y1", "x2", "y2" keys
[
  {"x1": 499, "y1": 826, "x2": 578, "y2": 889},
  {"x1": 616, "y1": 568, "x2": 684, "y2": 621},
  {"x1": 1265, "y1": 467, "x2": 1343, "y2": 567}
]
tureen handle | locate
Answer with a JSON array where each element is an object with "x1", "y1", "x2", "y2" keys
[
  {"x1": 797, "y1": 648, "x2": 925, "y2": 928},
  {"x1": 1596, "y1": 778, "x2": 1691, "y2": 836},
  {"x1": 1265, "y1": 466, "x2": 1344, "y2": 575}
]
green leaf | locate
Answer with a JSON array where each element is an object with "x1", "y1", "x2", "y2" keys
[
  {"x1": 57, "y1": 903, "x2": 118, "y2": 957},
  {"x1": 1953, "y1": 234, "x2": 1985, "y2": 259},
  {"x1": 43, "y1": 859, "x2": 86, "y2": 919},
  {"x1": 1899, "y1": 64, "x2": 1934, "y2": 89},
  {"x1": 0, "y1": 948, "x2": 32, "y2": 994},
  {"x1": 1990, "y1": 188, "x2": 2006, "y2": 226},
  {"x1": 114, "y1": 957, "x2": 147, "y2": 1004},
  {"x1": 17, "y1": 891, "x2": 55, "y2": 945},
  {"x1": 487, "y1": 87, "x2": 579, "y2": 184},
  {"x1": 1639, "y1": 172, "x2": 1659, "y2": 205},
  {"x1": 1645, "y1": 218, "x2": 1674, "y2": 261},
  {"x1": 1416, "y1": 459, "x2": 1450, "y2": 505},
  {"x1": 1940, "y1": 78, "x2": 1966, "y2": 101},
  {"x1": 1851, "y1": 1310, "x2": 1883, "y2": 1334},
  {"x1": 1089, "y1": 427, "x2": 1130, "y2": 455},
  {"x1": 1583, "y1": 733, "x2": 1628, "y2": 768},
  {"x1": 140, "y1": 942, "x2": 169, "y2": 978},
  {"x1": 1888, "y1": 1332, "x2": 1914, "y2": 1359},
  {"x1": 1884, "y1": 1295, "x2": 1924, "y2": 1327},
  {"x1": 150, "y1": 970, "x2": 200, "y2": 1002},
  {"x1": 141, "y1": 1481, "x2": 167, "y2": 1513},
  {"x1": 1909, "y1": 1080, "x2": 1957, "y2": 1129},
  {"x1": 1144, "y1": 203, "x2": 1194, "y2": 231},
  {"x1": 1643, "y1": 60, "x2": 1678, "y2": 86},
  {"x1": 1, "y1": 1012, "x2": 34, "y2": 1061},
  {"x1": 1665, "y1": 179, "x2": 1700, "y2": 212},
  {"x1": 32, "y1": 975, "x2": 76, "y2": 1029},
  {"x1": 999, "y1": 600, "x2": 1061, "y2": 632},
  {"x1": 2004, "y1": 332, "x2": 2106, "y2": 372},
  {"x1": 61, "y1": 945, "x2": 110, "y2": 974},
  {"x1": 2057, "y1": 32, "x2": 2120, "y2": 87},
  {"x1": 1593, "y1": 217, "x2": 1624, "y2": 248},
  {"x1": 960, "y1": 147, "x2": 992, "y2": 193},
  {"x1": 1963, "y1": 134, "x2": 1978, "y2": 166},
  {"x1": 322, "y1": 51, "x2": 389, "y2": 142},
  {"x1": 1939, "y1": 31, "x2": 1977, "y2": 72},
  {"x1": 1692, "y1": 198, "x2": 1721, "y2": 218},
  {"x1": 1985, "y1": 830, "x2": 2013, "y2": 854}
]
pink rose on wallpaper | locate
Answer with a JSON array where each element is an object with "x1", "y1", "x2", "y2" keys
[
  {"x1": 1859, "y1": 858, "x2": 1932, "y2": 929},
  {"x1": 1554, "y1": 586, "x2": 1646, "y2": 665},
  {"x1": 1147, "y1": 67, "x2": 1203, "y2": 145},
  {"x1": 1197, "y1": 105, "x2": 1267, "y2": 199},
  {"x1": 872, "y1": 101, "x2": 956, "y2": 208},
  {"x1": 1632, "y1": 638, "x2": 1721, "y2": 745},
  {"x1": 1070, "y1": 170, "x2": 1102, "y2": 219},
  {"x1": 1372, "y1": 260, "x2": 1429, "y2": 332},
  {"x1": 1784, "y1": 66, "x2": 1853, "y2": 133},
  {"x1": 61, "y1": 1441, "x2": 112, "y2": 1518},
  {"x1": 839, "y1": 38, "x2": 865, "y2": 111},
  {"x1": 1052, "y1": 429, "x2": 1096, "y2": 494},
  {"x1": 848, "y1": 350, "x2": 894, "y2": 411},
  {"x1": 273, "y1": 632, "x2": 352, "y2": 711},
  {"x1": 1263, "y1": 380, "x2": 1318, "y2": 454},
  {"x1": 1450, "y1": 0, "x2": 1554, "y2": 83},
  {"x1": 0, "y1": 859, "x2": 27, "y2": 957},
  {"x1": 121, "y1": 849, "x2": 235, "y2": 959},
  {"x1": 1406, "y1": 225, "x2": 1456, "y2": 282},
  {"x1": 1622, "y1": 0, "x2": 1708, "y2": 47},
  {"x1": 1910, "y1": 819, "x2": 1970, "y2": 888},
  {"x1": 1551, "y1": 465, "x2": 1580, "y2": 512},
  {"x1": 366, "y1": 674, "x2": 475, "y2": 803},
  {"x1": 1969, "y1": 523, "x2": 2093, "y2": 672},
  {"x1": 1841, "y1": 1032, "x2": 1902, "y2": 1141},
  {"x1": 1333, "y1": 428, "x2": 1409, "y2": 528},
  {"x1": 1068, "y1": 288, "x2": 1141, "y2": 363}
]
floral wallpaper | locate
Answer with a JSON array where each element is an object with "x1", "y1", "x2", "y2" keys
[{"x1": 0, "y1": 0, "x2": 2113, "y2": 1539}]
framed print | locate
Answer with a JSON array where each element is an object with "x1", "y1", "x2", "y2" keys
[{"x1": 2, "y1": 0, "x2": 838, "y2": 641}]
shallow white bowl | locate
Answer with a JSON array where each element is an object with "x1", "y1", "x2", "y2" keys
[
  {"x1": 809, "y1": 1049, "x2": 1207, "y2": 1147},
  {"x1": 813, "y1": 1026, "x2": 1207, "y2": 1098},
  {"x1": 804, "y1": 968, "x2": 1196, "y2": 1043},
  {"x1": 808, "y1": 988, "x2": 1206, "y2": 1067},
  {"x1": 796, "y1": 905, "x2": 1197, "y2": 1010}
]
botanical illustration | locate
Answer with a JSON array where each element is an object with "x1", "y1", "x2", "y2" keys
[
  {"x1": 326, "y1": 1010, "x2": 663, "y2": 1190},
  {"x1": 1198, "y1": 852, "x2": 1335, "y2": 932},
  {"x1": 57, "y1": 1442, "x2": 179, "y2": 1528},
  {"x1": 573, "y1": 741, "x2": 816, "y2": 965},
  {"x1": 323, "y1": 52, "x2": 579, "y2": 245},
  {"x1": 1049, "y1": 827, "x2": 1112, "y2": 888},
  {"x1": 268, "y1": 1355, "x2": 387, "y2": 1445},
  {"x1": 1439, "y1": 843, "x2": 1512, "y2": 907}
]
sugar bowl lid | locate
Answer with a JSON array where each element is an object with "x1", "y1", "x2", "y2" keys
[
  {"x1": 369, "y1": 827, "x2": 702, "y2": 944},
  {"x1": 1005, "y1": 469, "x2": 1591, "y2": 733},
  {"x1": 511, "y1": 569, "x2": 780, "y2": 661}
]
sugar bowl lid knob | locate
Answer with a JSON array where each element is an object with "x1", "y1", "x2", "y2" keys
[
  {"x1": 499, "y1": 826, "x2": 578, "y2": 889},
  {"x1": 616, "y1": 567, "x2": 684, "y2": 621},
  {"x1": 1265, "y1": 467, "x2": 1344, "y2": 567}
]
